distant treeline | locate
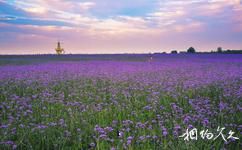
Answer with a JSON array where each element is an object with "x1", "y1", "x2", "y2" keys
[
  {"x1": 169, "y1": 47, "x2": 242, "y2": 54},
  {"x1": 210, "y1": 49, "x2": 242, "y2": 54}
]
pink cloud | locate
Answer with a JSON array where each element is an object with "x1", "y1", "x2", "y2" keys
[{"x1": 0, "y1": 0, "x2": 242, "y2": 54}]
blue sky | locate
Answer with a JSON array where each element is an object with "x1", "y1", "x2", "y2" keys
[{"x1": 0, "y1": 0, "x2": 242, "y2": 54}]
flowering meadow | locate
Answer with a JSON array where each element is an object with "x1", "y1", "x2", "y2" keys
[{"x1": 0, "y1": 54, "x2": 241, "y2": 150}]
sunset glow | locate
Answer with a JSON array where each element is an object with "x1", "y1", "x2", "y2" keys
[{"x1": 0, "y1": 0, "x2": 241, "y2": 54}]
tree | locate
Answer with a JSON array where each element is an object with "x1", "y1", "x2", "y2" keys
[
  {"x1": 217, "y1": 47, "x2": 222, "y2": 53},
  {"x1": 171, "y1": 50, "x2": 178, "y2": 54},
  {"x1": 187, "y1": 47, "x2": 196, "y2": 53}
]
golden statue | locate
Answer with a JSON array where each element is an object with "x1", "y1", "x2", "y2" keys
[{"x1": 55, "y1": 41, "x2": 65, "y2": 54}]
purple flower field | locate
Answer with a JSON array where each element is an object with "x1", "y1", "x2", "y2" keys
[{"x1": 0, "y1": 54, "x2": 242, "y2": 149}]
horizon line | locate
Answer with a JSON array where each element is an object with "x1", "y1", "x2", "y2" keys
[{"x1": 1, "y1": 49, "x2": 242, "y2": 55}]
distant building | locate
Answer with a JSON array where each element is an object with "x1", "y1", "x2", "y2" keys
[{"x1": 55, "y1": 41, "x2": 65, "y2": 55}]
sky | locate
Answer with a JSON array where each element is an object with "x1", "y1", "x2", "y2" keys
[{"x1": 0, "y1": 0, "x2": 242, "y2": 54}]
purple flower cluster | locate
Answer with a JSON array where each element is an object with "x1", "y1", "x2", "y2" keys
[{"x1": 0, "y1": 54, "x2": 241, "y2": 149}]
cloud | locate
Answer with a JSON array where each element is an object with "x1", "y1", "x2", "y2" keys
[
  {"x1": 0, "y1": 0, "x2": 242, "y2": 54},
  {"x1": 79, "y1": 2, "x2": 96, "y2": 10}
]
